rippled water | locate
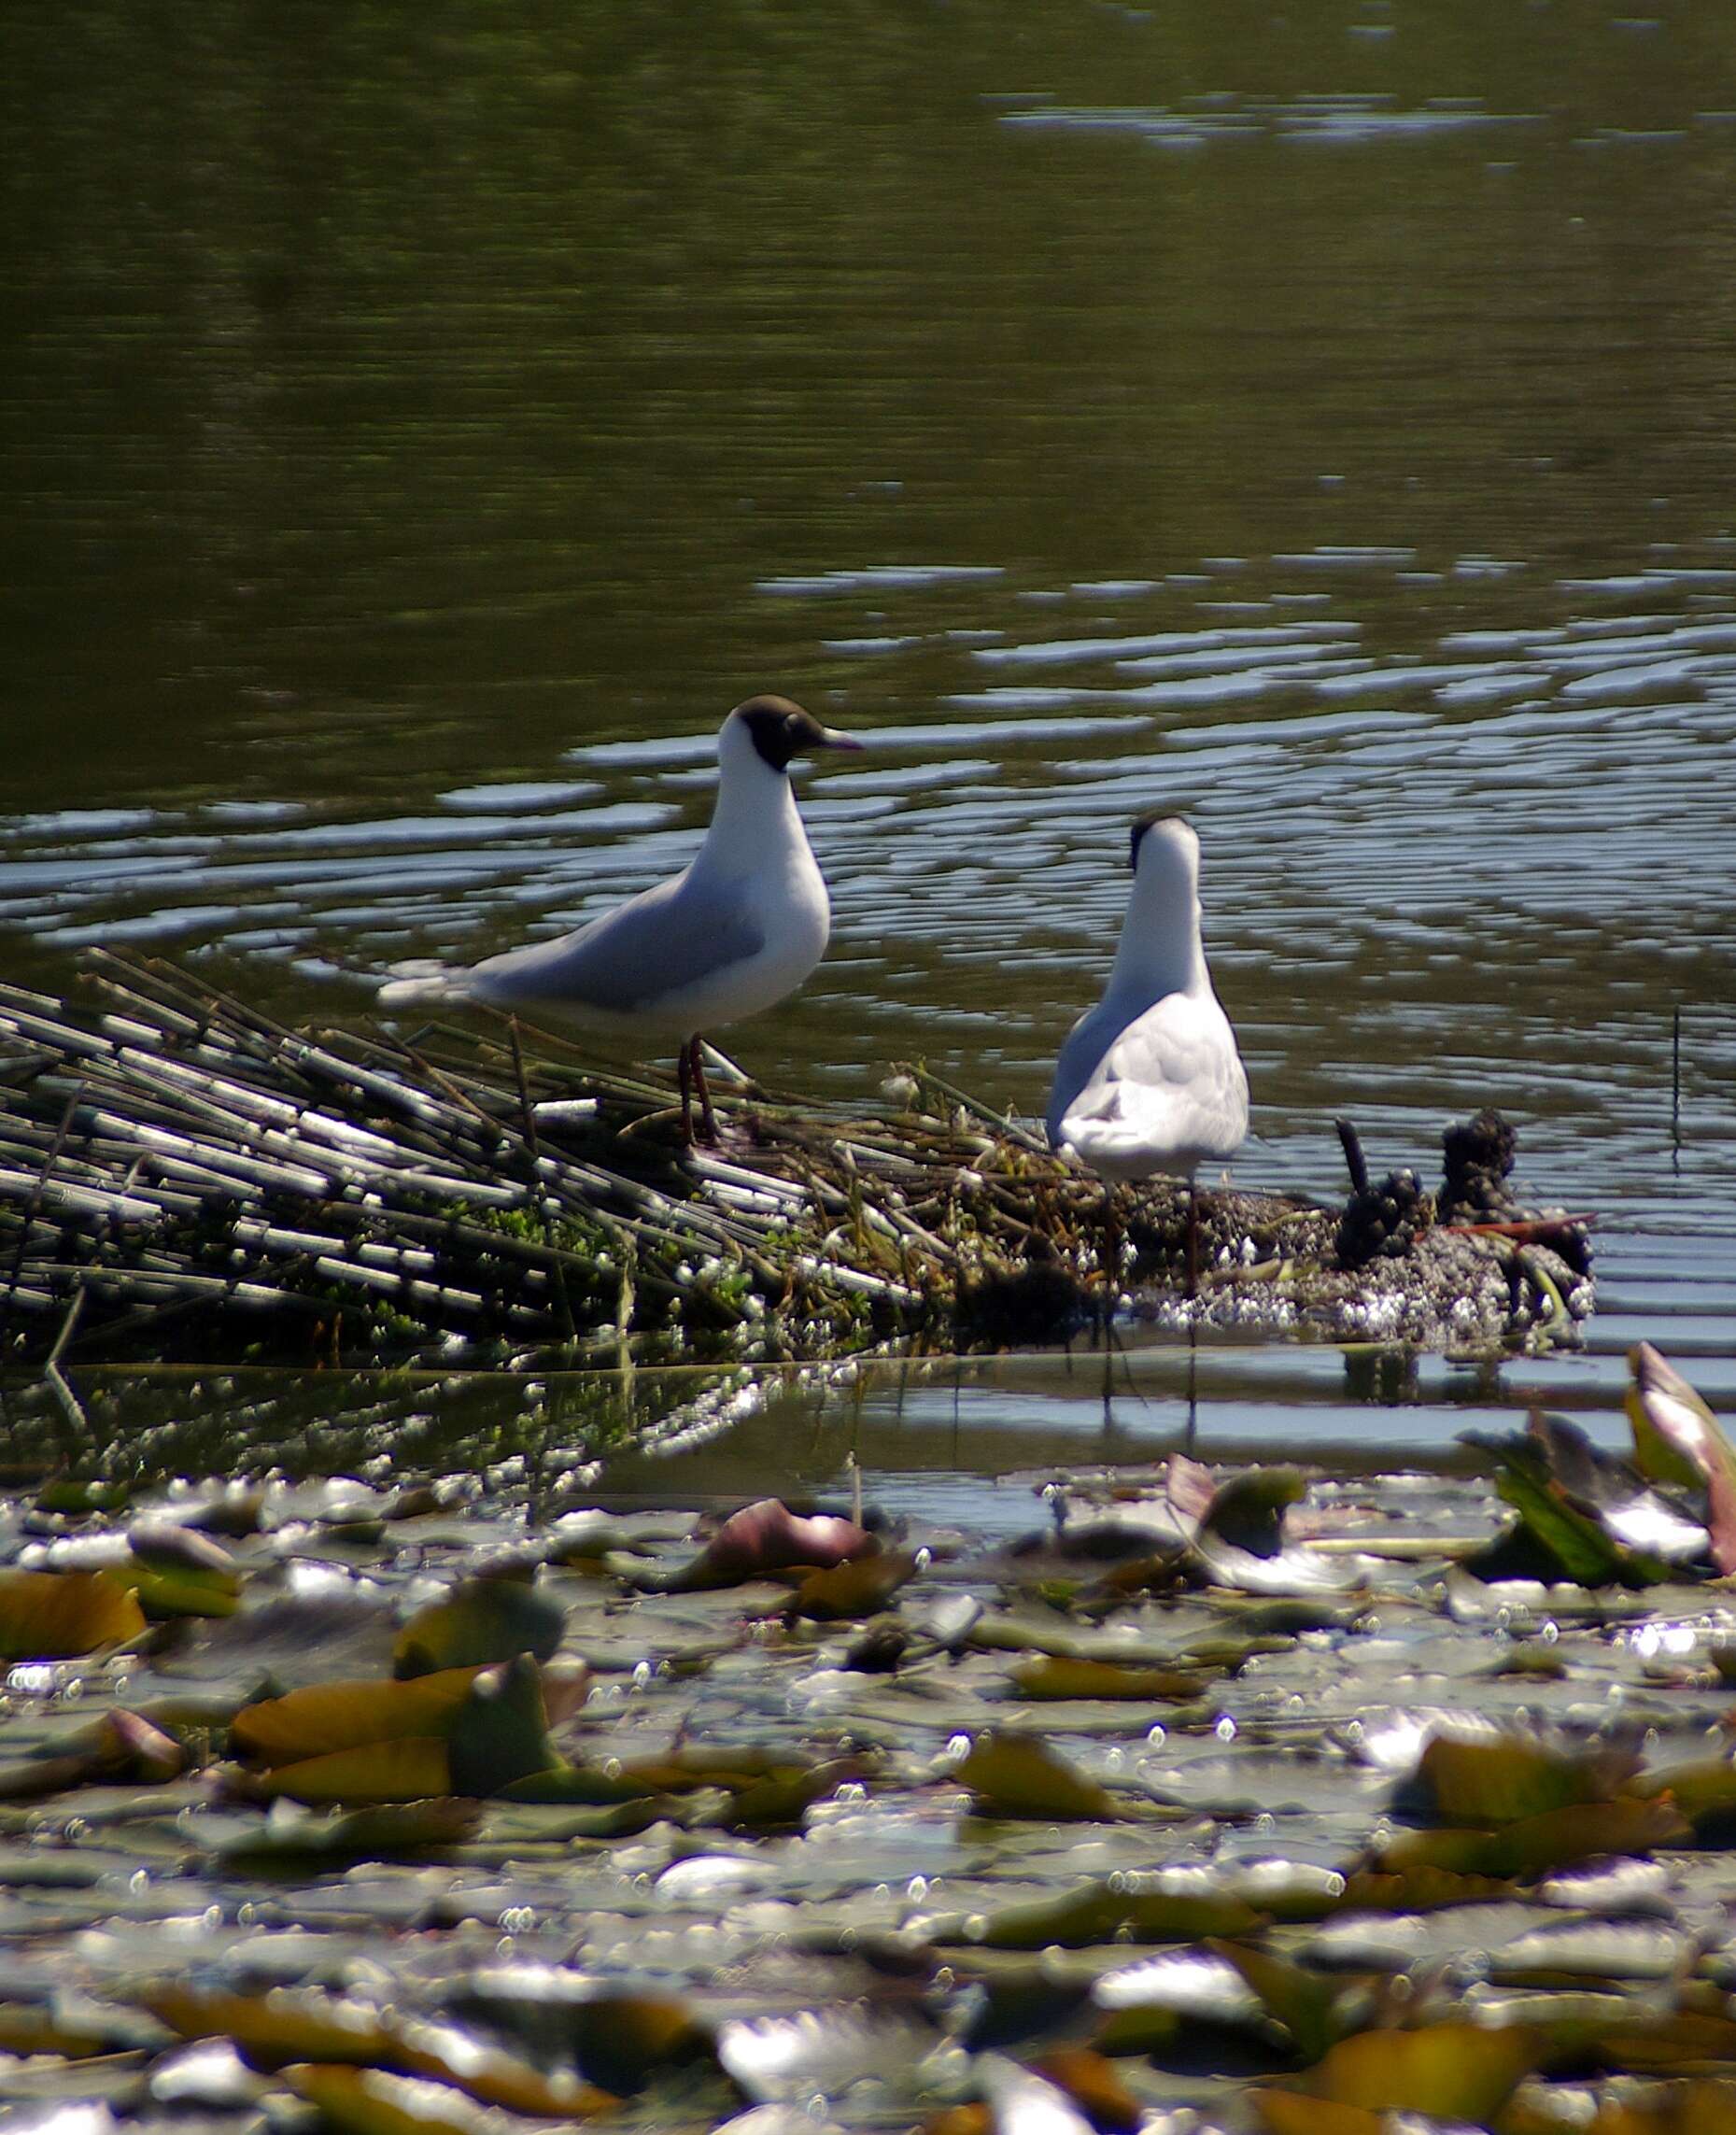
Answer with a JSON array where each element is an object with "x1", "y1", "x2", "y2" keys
[{"x1": 4, "y1": 5, "x2": 1734, "y2": 1459}]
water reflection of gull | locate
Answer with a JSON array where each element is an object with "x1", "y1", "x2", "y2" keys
[
  {"x1": 379, "y1": 697, "x2": 862, "y2": 1144},
  {"x1": 1047, "y1": 813, "x2": 1249, "y2": 1294}
]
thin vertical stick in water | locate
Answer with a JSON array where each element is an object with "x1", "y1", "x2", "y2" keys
[
  {"x1": 508, "y1": 1016, "x2": 540, "y2": 1162},
  {"x1": 1672, "y1": 1006, "x2": 1682, "y2": 1144}
]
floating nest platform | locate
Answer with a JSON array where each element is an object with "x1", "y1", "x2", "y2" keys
[{"x1": 0, "y1": 954, "x2": 1592, "y2": 1370}]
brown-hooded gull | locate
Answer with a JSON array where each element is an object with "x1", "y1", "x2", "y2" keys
[
  {"x1": 1046, "y1": 812, "x2": 1249, "y2": 1291},
  {"x1": 379, "y1": 695, "x2": 862, "y2": 1143}
]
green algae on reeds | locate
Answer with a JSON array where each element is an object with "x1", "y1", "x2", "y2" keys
[{"x1": 0, "y1": 951, "x2": 1590, "y2": 1371}]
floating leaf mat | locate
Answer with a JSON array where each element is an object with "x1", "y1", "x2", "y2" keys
[{"x1": 1, "y1": 1349, "x2": 1735, "y2": 2128}]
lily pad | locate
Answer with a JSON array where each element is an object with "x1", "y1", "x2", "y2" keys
[
  {"x1": 788, "y1": 1548, "x2": 919, "y2": 1621},
  {"x1": 965, "y1": 1880, "x2": 1263, "y2": 1951},
  {"x1": 1264, "y1": 2019, "x2": 1544, "y2": 2120},
  {"x1": 393, "y1": 1572, "x2": 566, "y2": 1678},
  {"x1": 218, "y1": 1798, "x2": 483, "y2": 1869},
  {"x1": 233, "y1": 1736, "x2": 455, "y2": 1805},
  {"x1": 1008, "y1": 1656, "x2": 1210, "y2": 1702},
  {"x1": 231, "y1": 1666, "x2": 485, "y2": 1764},
  {"x1": 1627, "y1": 1344, "x2": 1736, "y2": 1572},
  {"x1": 653, "y1": 1498, "x2": 875, "y2": 1592},
  {"x1": 150, "y1": 1988, "x2": 614, "y2": 2114},
  {"x1": 0, "y1": 1566, "x2": 146, "y2": 1660},
  {"x1": 953, "y1": 1732, "x2": 1118, "y2": 1821},
  {"x1": 445, "y1": 1655, "x2": 563, "y2": 1796},
  {"x1": 1414, "y1": 1730, "x2": 1639, "y2": 1825}
]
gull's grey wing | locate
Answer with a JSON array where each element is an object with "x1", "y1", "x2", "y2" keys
[
  {"x1": 1051, "y1": 989, "x2": 1248, "y2": 1170},
  {"x1": 465, "y1": 868, "x2": 765, "y2": 1016},
  {"x1": 1101, "y1": 995, "x2": 1228, "y2": 1097},
  {"x1": 1047, "y1": 997, "x2": 1127, "y2": 1145}
]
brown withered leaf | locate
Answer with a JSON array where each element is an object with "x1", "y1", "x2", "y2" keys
[{"x1": 649, "y1": 1498, "x2": 875, "y2": 1592}]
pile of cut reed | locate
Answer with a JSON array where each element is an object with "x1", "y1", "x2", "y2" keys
[{"x1": 0, "y1": 953, "x2": 1151, "y2": 1369}]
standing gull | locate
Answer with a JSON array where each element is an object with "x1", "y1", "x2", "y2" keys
[
  {"x1": 379, "y1": 695, "x2": 862, "y2": 1143},
  {"x1": 1047, "y1": 813, "x2": 1249, "y2": 1294}
]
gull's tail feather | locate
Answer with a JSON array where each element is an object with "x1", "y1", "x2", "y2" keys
[{"x1": 378, "y1": 960, "x2": 467, "y2": 1011}]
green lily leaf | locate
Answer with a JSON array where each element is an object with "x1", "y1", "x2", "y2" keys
[
  {"x1": 967, "y1": 1879, "x2": 1263, "y2": 1950},
  {"x1": 446, "y1": 1654, "x2": 563, "y2": 1796},
  {"x1": 394, "y1": 1571, "x2": 566, "y2": 1678},
  {"x1": 1463, "y1": 1427, "x2": 1672, "y2": 1588},
  {"x1": 151, "y1": 1988, "x2": 614, "y2": 2115},
  {"x1": 219, "y1": 1797, "x2": 483, "y2": 1869}
]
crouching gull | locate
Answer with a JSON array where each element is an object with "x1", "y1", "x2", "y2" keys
[
  {"x1": 1046, "y1": 813, "x2": 1249, "y2": 1294},
  {"x1": 379, "y1": 694, "x2": 863, "y2": 1143}
]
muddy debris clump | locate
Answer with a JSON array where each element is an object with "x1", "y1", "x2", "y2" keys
[{"x1": 1440, "y1": 1104, "x2": 1520, "y2": 1222}]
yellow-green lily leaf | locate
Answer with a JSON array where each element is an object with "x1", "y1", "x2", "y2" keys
[
  {"x1": 153, "y1": 1990, "x2": 614, "y2": 2116},
  {"x1": 954, "y1": 1731, "x2": 1117, "y2": 1821},
  {"x1": 281, "y1": 2064, "x2": 485, "y2": 2135},
  {"x1": 788, "y1": 1548, "x2": 918, "y2": 1621},
  {"x1": 234, "y1": 1735, "x2": 454, "y2": 1805},
  {"x1": 148, "y1": 1987, "x2": 386, "y2": 2069},
  {"x1": 1593, "y1": 2013, "x2": 1736, "y2": 2077},
  {"x1": 1377, "y1": 1795, "x2": 1687, "y2": 1879},
  {"x1": 968, "y1": 1880, "x2": 1263, "y2": 1951},
  {"x1": 1627, "y1": 1342, "x2": 1725, "y2": 1489},
  {"x1": 1292, "y1": 2019, "x2": 1543, "y2": 2118},
  {"x1": 1009, "y1": 1655, "x2": 1209, "y2": 1702},
  {"x1": 1209, "y1": 1940, "x2": 1350, "y2": 2063},
  {"x1": 231, "y1": 1666, "x2": 484, "y2": 1765},
  {"x1": 1490, "y1": 1794, "x2": 1690, "y2": 1877},
  {"x1": 1626, "y1": 1752, "x2": 1736, "y2": 1829},
  {"x1": 1418, "y1": 1730, "x2": 1634, "y2": 1825},
  {"x1": 0, "y1": 1567, "x2": 146, "y2": 1661},
  {"x1": 0, "y1": 2001, "x2": 162, "y2": 2060},
  {"x1": 1335, "y1": 1865, "x2": 1516, "y2": 1914},
  {"x1": 722, "y1": 1756, "x2": 863, "y2": 1831},
  {"x1": 130, "y1": 1563, "x2": 245, "y2": 1620},
  {"x1": 35, "y1": 1479, "x2": 130, "y2": 1516},
  {"x1": 219, "y1": 1797, "x2": 482, "y2": 1868}
]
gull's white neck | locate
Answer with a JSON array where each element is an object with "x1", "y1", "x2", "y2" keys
[
  {"x1": 1108, "y1": 834, "x2": 1208, "y2": 1000},
  {"x1": 699, "y1": 725, "x2": 809, "y2": 870}
]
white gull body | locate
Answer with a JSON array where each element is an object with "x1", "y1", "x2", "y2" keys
[
  {"x1": 1046, "y1": 815, "x2": 1248, "y2": 1183},
  {"x1": 379, "y1": 695, "x2": 860, "y2": 1136}
]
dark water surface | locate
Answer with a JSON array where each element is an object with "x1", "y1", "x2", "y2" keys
[{"x1": 4, "y1": 3, "x2": 1734, "y2": 1468}]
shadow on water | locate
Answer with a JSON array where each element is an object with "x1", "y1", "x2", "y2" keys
[{"x1": 7, "y1": 1305, "x2": 1727, "y2": 1538}]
